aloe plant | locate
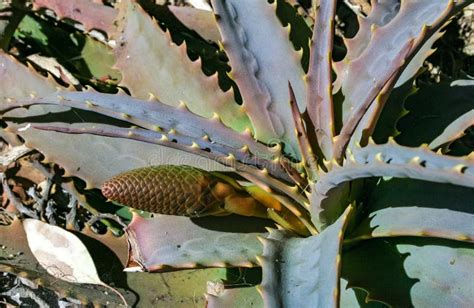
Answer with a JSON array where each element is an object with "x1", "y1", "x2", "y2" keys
[{"x1": 0, "y1": 0, "x2": 473, "y2": 306}]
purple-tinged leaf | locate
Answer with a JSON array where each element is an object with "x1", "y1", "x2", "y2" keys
[
  {"x1": 333, "y1": 0, "x2": 400, "y2": 92},
  {"x1": 211, "y1": 0, "x2": 307, "y2": 156},
  {"x1": 337, "y1": 0, "x2": 451, "y2": 121},
  {"x1": 125, "y1": 214, "x2": 267, "y2": 272},
  {"x1": 345, "y1": 79, "x2": 393, "y2": 154},
  {"x1": 306, "y1": 0, "x2": 337, "y2": 159},
  {"x1": 289, "y1": 83, "x2": 318, "y2": 181},
  {"x1": 349, "y1": 29, "x2": 448, "y2": 153},
  {"x1": 32, "y1": 123, "x2": 291, "y2": 182},
  {"x1": 3, "y1": 92, "x2": 302, "y2": 195},
  {"x1": 258, "y1": 206, "x2": 353, "y2": 308},
  {"x1": 332, "y1": 39, "x2": 413, "y2": 161},
  {"x1": 33, "y1": 0, "x2": 220, "y2": 42},
  {"x1": 9, "y1": 122, "x2": 228, "y2": 189},
  {"x1": 1, "y1": 90, "x2": 277, "y2": 162},
  {"x1": 395, "y1": 27, "x2": 445, "y2": 87},
  {"x1": 333, "y1": 0, "x2": 463, "y2": 161},
  {"x1": 113, "y1": 0, "x2": 250, "y2": 133},
  {"x1": 334, "y1": 0, "x2": 400, "y2": 152},
  {"x1": 0, "y1": 51, "x2": 76, "y2": 160},
  {"x1": 345, "y1": 7, "x2": 464, "y2": 152}
]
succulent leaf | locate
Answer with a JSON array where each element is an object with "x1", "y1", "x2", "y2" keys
[
  {"x1": 347, "y1": 178, "x2": 474, "y2": 243},
  {"x1": 168, "y1": 6, "x2": 221, "y2": 42},
  {"x1": 333, "y1": 0, "x2": 461, "y2": 161},
  {"x1": 371, "y1": 78, "x2": 417, "y2": 144},
  {"x1": 0, "y1": 88, "x2": 295, "y2": 183},
  {"x1": 10, "y1": 122, "x2": 228, "y2": 189},
  {"x1": 125, "y1": 213, "x2": 268, "y2": 271},
  {"x1": 429, "y1": 110, "x2": 474, "y2": 149},
  {"x1": 274, "y1": 0, "x2": 312, "y2": 71},
  {"x1": 333, "y1": 0, "x2": 400, "y2": 88},
  {"x1": 289, "y1": 83, "x2": 319, "y2": 180},
  {"x1": 1, "y1": 90, "x2": 276, "y2": 160},
  {"x1": 395, "y1": 26, "x2": 446, "y2": 87},
  {"x1": 347, "y1": 74, "x2": 419, "y2": 153},
  {"x1": 342, "y1": 238, "x2": 474, "y2": 307},
  {"x1": 211, "y1": 0, "x2": 307, "y2": 156},
  {"x1": 312, "y1": 142, "x2": 474, "y2": 227},
  {"x1": 113, "y1": 0, "x2": 250, "y2": 133},
  {"x1": 306, "y1": 0, "x2": 337, "y2": 159},
  {"x1": 33, "y1": 123, "x2": 291, "y2": 181},
  {"x1": 0, "y1": 51, "x2": 63, "y2": 98},
  {"x1": 259, "y1": 206, "x2": 353, "y2": 307},
  {"x1": 0, "y1": 0, "x2": 472, "y2": 305},
  {"x1": 337, "y1": 0, "x2": 452, "y2": 121}
]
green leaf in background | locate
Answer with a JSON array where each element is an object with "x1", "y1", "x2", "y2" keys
[{"x1": 14, "y1": 14, "x2": 120, "y2": 87}]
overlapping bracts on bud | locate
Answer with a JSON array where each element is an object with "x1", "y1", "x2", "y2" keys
[{"x1": 102, "y1": 165, "x2": 223, "y2": 216}]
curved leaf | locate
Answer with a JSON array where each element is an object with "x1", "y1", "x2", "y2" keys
[
  {"x1": 332, "y1": 0, "x2": 463, "y2": 160},
  {"x1": 1, "y1": 90, "x2": 277, "y2": 160},
  {"x1": 347, "y1": 178, "x2": 474, "y2": 243},
  {"x1": 311, "y1": 142, "x2": 474, "y2": 227},
  {"x1": 336, "y1": 0, "x2": 451, "y2": 121},
  {"x1": 9, "y1": 121, "x2": 228, "y2": 189}
]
